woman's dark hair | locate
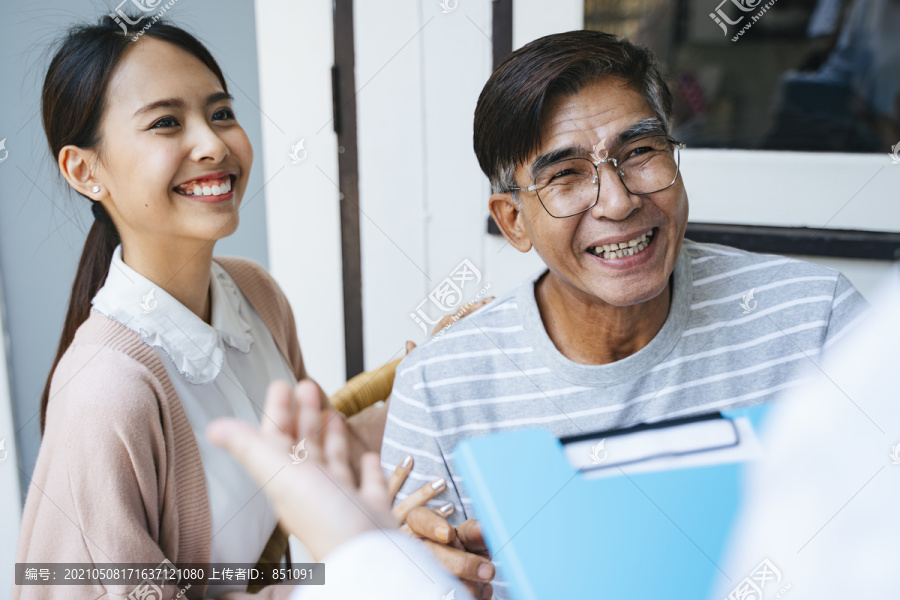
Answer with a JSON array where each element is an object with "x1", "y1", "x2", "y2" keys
[
  {"x1": 39, "y1": 15, "x2": 228, "y2": 432},
  {"x1": 473, "y1": 30, "x2": 673, "y2": 194}
]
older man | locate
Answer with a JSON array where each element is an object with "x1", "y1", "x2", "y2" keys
[{"x1": 382, "y1": 30, "x2": 868, "y2": 598}]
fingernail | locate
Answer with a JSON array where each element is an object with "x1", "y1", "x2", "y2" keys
[
  {"x1": 438, "y1": 502, "x2": 454, "y2": 515},
  {"x1": 430, "y1": 478, "x2": 446, "y2": 490},
  {"x1": 400, "y1": 455, "x2": 412, "y2": 468},
  {"x1": 478, "y1": 562, "x2": 494, "y2": 580},
  {"x1": 437, "y1": 524, "x2": 451, "y2": 541}
]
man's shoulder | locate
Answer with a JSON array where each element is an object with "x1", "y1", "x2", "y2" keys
[
  {"x1": 683, "y1": 239, "x2": 843, "y2": 293},
  {"x1": 395, "y1": 282, "x2": 532, "y2": 383}
]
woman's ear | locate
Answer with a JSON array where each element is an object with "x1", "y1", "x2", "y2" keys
[
  {"x1": 489, "y1": 191, "x2": 533, "y2": 253},
  {"x1": 58, "y1": 145, "x2": 103, "y2": 199}
]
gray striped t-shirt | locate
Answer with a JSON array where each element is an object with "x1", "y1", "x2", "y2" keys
[{"x1": 382, "y1": 239, "x2": 867, "y2": 591}]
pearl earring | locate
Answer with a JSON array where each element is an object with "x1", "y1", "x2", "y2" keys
[{"x1": 92, "y1": 186, "x2": 100, "y2": 193}]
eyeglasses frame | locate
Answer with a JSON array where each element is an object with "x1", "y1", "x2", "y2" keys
[{"x1": 509, "y1": 135, "x2": 686, "y2": 219}]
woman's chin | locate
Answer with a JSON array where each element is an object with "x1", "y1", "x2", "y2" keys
[{"x1": 190, "y1": 211, "x2": 241, "y2": 242}]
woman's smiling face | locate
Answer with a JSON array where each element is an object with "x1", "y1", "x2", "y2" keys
[{"x1": 91, "y1": 36, "x2": 252, "y2": 248}]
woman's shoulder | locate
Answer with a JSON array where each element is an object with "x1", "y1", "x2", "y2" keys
[
  {"x1": 49, "y1": 311, "x2": 168, "y2": 417},
  {"x1": 47, "y1": 346, "x2": 164, "y2": 436}
]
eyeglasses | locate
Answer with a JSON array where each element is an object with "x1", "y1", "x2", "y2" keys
[{"x1": 510, "y1": 135, "x2": 685, "y2": 218}]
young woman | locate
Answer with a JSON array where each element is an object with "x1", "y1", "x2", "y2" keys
[{"x1": 14, "y1": 16, "x2": 447, "y2": 599}]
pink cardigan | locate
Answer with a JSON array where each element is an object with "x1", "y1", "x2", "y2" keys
[{"x1": 14, "y1": 257, "x2": 305, "y2": 599}]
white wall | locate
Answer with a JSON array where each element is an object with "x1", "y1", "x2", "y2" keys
[
  {"x1": 255, "y1": 0, "x2": 346, "y2": 394},
  {"x1": 353, "y1": 0, "x2": 431, "y2": 369},
  {"x1": 514, "y1": 0, "x2": 584, "y2": 49},
  {"x1": 683, "y1": 150, "x2": 900, "y2": 298}
]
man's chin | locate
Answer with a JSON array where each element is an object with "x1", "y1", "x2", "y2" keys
[{"x1": 579, "y1": 274, "x2": 671, "y2": 308}]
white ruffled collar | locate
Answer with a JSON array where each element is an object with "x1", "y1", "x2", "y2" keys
[{"x1": 91, "y1": 244, "x2": 254, "y2": 385}]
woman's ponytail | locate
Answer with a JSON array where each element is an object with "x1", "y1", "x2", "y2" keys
[{"x1": 39, "y1": 205, "x2": 119, "y2": 432}]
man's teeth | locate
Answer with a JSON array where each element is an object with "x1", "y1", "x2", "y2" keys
[
  {"x1": 589, "y1": 230, "x2": 654, "y2": 259},
  {"x1": 176, "y1": 176, "x2": 232, "y2": 197}
]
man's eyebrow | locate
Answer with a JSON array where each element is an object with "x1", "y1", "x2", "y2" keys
[
  {"x1": 530, "y1": 145, "x2": 585, "y2": 178},
  {"x1": 613, "y1": 118, "x2": 667, "y2": 147},
  {"x1": 133, "y1": 92, "x2": 234, "y2": 118},
  {"x1": 528, "y1": 118, "x2": 667, "y2": 177}
]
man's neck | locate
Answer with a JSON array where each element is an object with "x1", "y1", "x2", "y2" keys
[{"x1": 534, "y1": 272, "x2": 673, "y2": 365}]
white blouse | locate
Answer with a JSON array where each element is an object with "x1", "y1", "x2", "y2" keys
[{"x1": 92, "y1": 245, "x2": 311, "y2": 593}]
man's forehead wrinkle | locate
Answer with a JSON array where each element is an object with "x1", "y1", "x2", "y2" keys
[
  {"x1": 543, "y1": 102, "x2": 619, "y2": 135},
  {"x1": 540, "y1": 114, "x2": 608, "y2": 155},
  {"x1": 541, "y1": 120, "x2": 592, "y2": 147}
]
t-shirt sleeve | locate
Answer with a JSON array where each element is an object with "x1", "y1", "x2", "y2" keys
[
  {"x1": 380, "y1": 357, "x2": 465, "y2": 525},
  {"x1": 822, "y1": 273, "x2": 870, "y2": 351}
]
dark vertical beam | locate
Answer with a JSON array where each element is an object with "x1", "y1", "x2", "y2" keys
[
  {"x1": 492, "y1": 0, "x2": 513, "y2": 68},
  {"x1": 487, "y1": 0, "x2": 514, "y2": 236},
  {"x1": 332, "y1": 0, "x2": 365, "y2": 379}
]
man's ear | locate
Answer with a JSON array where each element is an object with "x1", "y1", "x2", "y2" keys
[{"x1": 489, "y1": 192, "x2": 533, "y2": 253}]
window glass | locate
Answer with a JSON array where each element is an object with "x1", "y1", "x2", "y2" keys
[{"x1": 584, "y1": 0, "x2": 900, "y2": 152}]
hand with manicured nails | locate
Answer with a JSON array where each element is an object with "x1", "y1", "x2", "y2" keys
[{"x1": 387, "y1": 454, "x2": 456, "y2": 525}]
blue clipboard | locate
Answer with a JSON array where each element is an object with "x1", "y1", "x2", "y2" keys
[{"x1": 452, "y1": 404, "x2": 771, "y2": 600}]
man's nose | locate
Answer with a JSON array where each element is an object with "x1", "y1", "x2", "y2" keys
[{"x1": 589, "y1": 163, "x2": 640, "y2": 221}]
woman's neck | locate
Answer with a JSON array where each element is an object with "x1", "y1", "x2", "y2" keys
[{"x1": 120, "y1": 239, "x2": 215, "y2": 324}]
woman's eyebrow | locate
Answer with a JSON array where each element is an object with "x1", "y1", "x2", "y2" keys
[{"x1": 132, "y1": 91, "x2": 234, "y2": 118}]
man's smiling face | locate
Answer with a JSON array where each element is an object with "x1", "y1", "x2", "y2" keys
[{"x1": 512, "y1": 77, "x2": 689, "y2": 308}]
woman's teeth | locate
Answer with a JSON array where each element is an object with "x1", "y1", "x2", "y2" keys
[
  {"x1": 589, "y1": 230, "x2": 654, "y2": 259},
  {"x1": 176, "y1": 176, "x2": 232, "y2": 197}
]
